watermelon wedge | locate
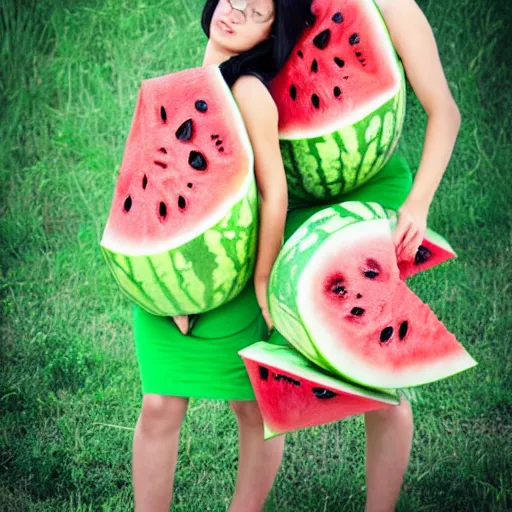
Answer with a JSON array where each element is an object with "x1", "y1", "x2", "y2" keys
[
  {"x1": 239, "y1": 342, "x2": 399, "y2": 439},
  {"x1": 385, "y1": 210, "x2": 457, "y2": 280},
  {"x1": 270, "y1": 0, "x2": 406, "y2": 206},
  {"x1": 268, "y1": 201, "x2": 477, "y2": 389},
  {"x1": 101, "y1": 66, "x2": 258, "y2": 316}
]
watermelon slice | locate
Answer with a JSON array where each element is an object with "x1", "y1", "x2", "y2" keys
[
  {"x1": 385, "y1": 210, "x2": 457, "y2": 280},
  {"x1": 270, "y1": 0, "x2": 406, "y2": 206},
  {"x1": 239, "y1": 342, "x2": 399, "y2": 439},
  {"x1": 101, "y1": 66, "x2": 258, "y2": 316},
  {"x1": 268, "y1": 201, "x2": 477, "y2": 388}
]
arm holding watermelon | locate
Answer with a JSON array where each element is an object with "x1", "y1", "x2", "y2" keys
[
  {"x1": 232, "y1": 74, "x2": 288, "y2": 331},
  {"x1": 377, "y1": 0, "x2": 462, "y2": 262}
]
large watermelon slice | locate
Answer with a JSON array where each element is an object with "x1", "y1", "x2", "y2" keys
[
  {"x1": 270, "y1": 0, "x2": 406, "y2": 206},
  {"x1": 239, "y1": 342, "x2": 399, "y2": 439},
  {"x1": 268, "y1": 201, "x2": 477, "y2": 388},
  {"x1": 101, "y1": 66, "x2": 258, "y2": 316}
]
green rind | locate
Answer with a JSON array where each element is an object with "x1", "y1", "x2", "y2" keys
[
  {"x1": 101, "y1": 178, "x2": 258, "y2": 316},
  {"x1": 284, "y1": 66, "x2": 407, "y2": 208},
  {"x1": 269, "y1": 201, "x2": 387, "y2": 368}
]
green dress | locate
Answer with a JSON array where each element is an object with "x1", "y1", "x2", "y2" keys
[{"x1": 132, "y1": 152, "x2": 413, "y2": 400}]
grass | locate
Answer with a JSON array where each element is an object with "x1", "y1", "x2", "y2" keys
[{"x1": 1, "y1": 0, "x2": 511, "y2": 510}]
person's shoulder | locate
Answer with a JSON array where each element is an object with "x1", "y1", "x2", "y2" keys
[
  {"x1": 375, "y1": 0, "x2": 422, "y2": 19},
  {"x1": 231, "y1": 74, "x2": 278, "y2": 123}
]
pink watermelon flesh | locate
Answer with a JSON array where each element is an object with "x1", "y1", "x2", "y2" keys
[
  {"x1": 299, "y1": 220, "x2": 476, "y2": 388},
  {"x1": 102, "y1": 67, "x2": 252, "y2": 255},
  {"x1": 398, "y1": 238, "x2": 456, "y2": 281},
  {"x1": 240, "y1": 342, "x2": 399, "y2": 438},
  {"x1": 270, "y1": 0, "x2": 401, "y2": 138}
]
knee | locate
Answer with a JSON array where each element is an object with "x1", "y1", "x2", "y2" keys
[
  {"x1": 229, "y1": 400, "x2": 264, "y2": 428},
  {"x1": 366, "y1": 399, "x2": 413, "y2": 428},
  {"x1": 138, "y1": 394, "x2": 188, "y2": 435}
]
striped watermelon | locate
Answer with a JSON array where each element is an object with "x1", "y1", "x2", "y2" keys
[
  {"x1": 268, "y1": 202, "x2": 477, "y2": 388},
  {"x1": 269, "y1": 0, "x2": 406, "y2": 207},
  {"x1": 101, "y1": 67, "x2": 258, "y2": 316}
]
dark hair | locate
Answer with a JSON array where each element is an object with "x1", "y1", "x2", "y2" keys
[{"x1": 201, "y1": 0, "x2": 315, "y2": 86}]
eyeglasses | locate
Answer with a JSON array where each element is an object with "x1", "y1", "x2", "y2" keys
[{"x1": 227, "y1": 0, "x2": 273, "y2": 25}]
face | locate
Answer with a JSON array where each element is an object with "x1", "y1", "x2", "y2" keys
[{"x1": 210, "y1": 0, "x2": 275, "y2": 54}]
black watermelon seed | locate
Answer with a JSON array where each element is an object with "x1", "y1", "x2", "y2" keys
[
  {"x1": 355, "y1": 51, "x2": 362, "y2": 57},
  {"x1": 259, "y1": 366, "x2": 269, "y2": 380},
  {"x1": 356, "y1": 293, "x2": 362, "y2": 298},
  {"x1": 312, "y1": 388, "x2": 337, "y2": 399},
  {"x1": 215, "y1": 140, "x2": 222, "y2": 146},
  {"x1": 154, "y1": 161, "x2": 167, "y2": 169},
  {"x1": 159, "y1": 147, "x2": 167, "y2": 153},
  {"x1": 349, "y1": 33, "x2": 360, "y2": 45},
  {"x1": 219, "y1": 147, "x2": 224, "y2": 152},
  {"x1": 274, "y1": 373, "x2": 301, "y2": 386},
  {"x1": 311, "y1": 94, "x2": 320, "y2": 109},
  {"x1": 380, "y1": 326, "x2": 393, "y2": 343},
  {"x1": 311, "y1": 59, "x2": 318, "y2": 73},
  {"x1": 160, "y1": 106, "x2": 167, "y2": 122},
  {"x1": 178, "y1": 196, "x2": 186, "y2": 209},
  {"x1": 363, "y1": 270, "x2": 379, "y2": 279},
  {"x1": 195, "y1": 100, "x2": 208, "y2": 112},
  {"x1": 159, "y1": 202, "x2": 167, "y2": 219},
  {"x1": 188, "y1": 151, "x2": 207, "y2": 171},
  {"x1": 399, "y1": 321, "x2": 408, "y2": 340},
  {"x1": 415, "y1": 245, "x2": 433, "y2": 265},
  {"x1": 334, "y1": 57, "x2": 345, "y2": 68},
  {"x1": 351, "y1": 307, "x2": 365, "y2": 316},
  {"x1": 313, "y1": 29, "x2": 331, "y2": 50},
  {"x1": 142, "y1": 175, "x2": 148, "y2": 190},
  {"x1": 290, "y1": 84, "x2": 297, "y2": 100},
  {"x1": 211, "y1": 134, "x2": 219, "y2": 140},
  {"x1": 123, "y1": 196, "x2": 132, "y2": 212},
  {"x1": 334, "y1": 86, "x2": 341, "y2": 97},
  {"x1": 297, "y1": 50, "x2": 304, "y2": 58},
  {"x1": 330, "y1": 282, "x2": 346, "y2": 295},
  {"x1": 175, "y1": 119, "x2": 193, "y2": 141},
  {"x1": 187, "y1": 182, "x2": 193, "y2": 188},
  {"x1": 343, "y1": 75, "x2": 349, "y2": 79},
  {"x1": 332, "y1": 12, "x2": 343, "y2": 23}
]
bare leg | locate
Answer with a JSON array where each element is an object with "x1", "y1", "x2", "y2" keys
[
  {"x1": 228, "y1": 400, "x2": 285, "y2": 512},
  {"x1": 132, "y1": 394, "x2": 189, "y2": 512},
  {"x1": 364, "y1": 399, "x2": 414, "y2": 512}
]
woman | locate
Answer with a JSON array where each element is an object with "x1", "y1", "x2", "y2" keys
[
  {"x1": 131, "y1": 1, "x2": 314, "y2": 511},
  {"x1": 274, "y1": 0, "x2": 461, "y2": 511}
]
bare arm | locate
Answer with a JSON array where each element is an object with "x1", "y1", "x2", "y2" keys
[
  {"x1": 378, "y1": 0, "x2": 461, "y2": 255},
  {"x1": 232, "y1": 76, "x2": 288, "y2": 328}
]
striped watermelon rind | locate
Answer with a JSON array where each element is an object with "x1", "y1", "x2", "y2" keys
[
  {"x1": 269, "y1": 201, "x2": 386, "y2": 372},
  {"x1": 281, "y1": 74, "x2": 406, "y2": 206},
  {"x1": 101, "y1": 177, "x2": 258, "y2": 316}
]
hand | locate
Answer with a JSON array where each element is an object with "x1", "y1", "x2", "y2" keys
[
  {"x1": 254, "y1": 274, "x2": 274, "y2": 332},
  {"x1": 392, "y1": 199, "x2": 429, "y2": 263}
]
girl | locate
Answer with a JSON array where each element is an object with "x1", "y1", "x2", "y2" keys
[
  {"x1": 131, "y1": 1, "x2": 314, "y2": 511},
  {"x1": 272, "y1": 0, "x2": 461, "y2": 511}
]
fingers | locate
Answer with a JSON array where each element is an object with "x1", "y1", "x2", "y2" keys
[
  {"x1": 398, "y1": 230, "x2": 424, "y2": 262},
  {"x1": 262, "y1": 308, "x2": 274, "y2": 332},
  {"x1": 392, "y1": 213, "x2": 410, "y2": 248}
]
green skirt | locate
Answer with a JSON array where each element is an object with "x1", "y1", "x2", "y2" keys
[{"x1": 132, "y1": 152, "x2": 413, "y2": 400}]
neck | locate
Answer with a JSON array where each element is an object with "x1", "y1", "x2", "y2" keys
[{"x1": 202, "y1": 40, "x2": 237, "y2": 66}]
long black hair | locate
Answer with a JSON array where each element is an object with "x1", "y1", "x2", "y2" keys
[{"x1": 201, "y1": 0, "x2": 315, "y2": 86}]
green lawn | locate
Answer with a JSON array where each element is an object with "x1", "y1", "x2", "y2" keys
[{"x1": 1, "y1": 0, "x2": 511, "y2": 510}]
